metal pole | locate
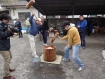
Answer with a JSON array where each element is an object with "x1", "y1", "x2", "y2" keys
[
  {"x1": 46, "y1": 15, "x2": 48, "y2": 21},
  {"x1": 38, "y1": 11, "x2": 40, "y2": 18},
  {"x1": 72, "y1": 6, "x2": 74, "y2": 23}
]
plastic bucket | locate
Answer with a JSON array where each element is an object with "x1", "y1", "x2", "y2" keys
[{"x1": 32, "y1": 56, "x2": 41, "y2": 69}]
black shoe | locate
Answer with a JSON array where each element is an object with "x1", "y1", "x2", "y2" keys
[
  {"x1": 3, "y1": 75, "x2": 15, "y2": 79},
  {"x1": 9, "y1": 68, "x2": 15, "y2": 72},
  {"x1": 19, "y1": 36, "x2": 23, "y2": 38}
]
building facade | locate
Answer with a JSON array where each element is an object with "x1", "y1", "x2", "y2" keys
[{"x1": 0, "y1": 0, "x2": 43, "y2": 26}]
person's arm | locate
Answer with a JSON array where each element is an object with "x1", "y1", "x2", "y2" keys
[
  {"x1": 62, "y1": 29, "x2": 70, "y2": 40},
  {"x1": 62, "y1": 35, "x2": 68, "y2": 40},
  {"x1": 84, "y1": 20, "x2": 87, "y2": 27},
  {"x1": 67, "y1": 30, "x2": 73, "y2": 47},
  {"x1": 0, "y1": 25, "x2": 13, "y2": 39},
  {"x1": 77, "y1": 21, "x2": 80, "y2": 28},
  {"x1": 29, "y1": 14, "x2": 34, "y2": 25},
  {"x1": 61, "y1": 30, "x2": 73, "y2": 47}
]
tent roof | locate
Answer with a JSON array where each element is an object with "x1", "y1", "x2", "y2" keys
[{"x1": 27, "y1": 0, "x2": 105, "y2": 15}]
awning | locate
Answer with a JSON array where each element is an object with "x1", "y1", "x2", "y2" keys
[{"x1": 26, "y1": 0, "x2": 105, "y2": 15}]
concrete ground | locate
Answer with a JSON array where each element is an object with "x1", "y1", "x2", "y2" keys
[{"x1": 0, "y1": 33, "x2": 105, "y2": 79}]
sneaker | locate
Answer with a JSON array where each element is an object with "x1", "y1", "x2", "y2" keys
[
  {"x1": 82, "y1": 47, "x2": 86, "y2": 49},
  {"x1": 43, "y1": 44, "x2": 48, "y2": 46},
  {"x1": 78, "y1": 65, "x2": 84, "y2": 71},
  {"x1": 63, "y1": 58, "x2": 70, "y2": 62}
]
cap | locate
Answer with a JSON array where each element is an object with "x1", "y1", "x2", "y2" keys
[
  {"x1": 37, "y1": 18, "x2": 41, "y2": 21},
  {"x1": 62, "y1": 21, "x2": 70, "y2": 27}
]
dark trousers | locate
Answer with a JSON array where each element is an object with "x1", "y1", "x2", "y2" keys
[
  {"x1": 87, "y1": 28, "x2": 91, "y2": 36},
  {"x1": 79, "y1": 31, "x2": 86, "y2": 47},
  {"x1": 41, "y1": 30, "x2": 47, "y2": 44},
  {"x1": 19, "y1": 30, "x2": 23, "y2": 38}
]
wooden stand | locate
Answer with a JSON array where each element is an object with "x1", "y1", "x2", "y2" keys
[{"x1": 43, "y1": 45, "x2": 56, "y2": 62}]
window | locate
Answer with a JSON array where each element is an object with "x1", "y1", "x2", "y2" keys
[
  {"x1": 18, "y1": 12, "x2": 30, "y2": 26},
  {"x1": 18, "y1": 12, "x2": 30, "y2": 20}
]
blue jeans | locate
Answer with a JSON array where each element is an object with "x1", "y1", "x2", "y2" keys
[
  {"x1": 41, "y1": 30, "x2": 47, "y2": 44},
  {"x1": 26, "y1": 26, "x2": 30, "y2": 33},
  {"x1": 79, "y1": 31, "x2": 86, "y2": 47},
  {"x1": 64, "y1": 44, "x2": 84, "y2": 67}
]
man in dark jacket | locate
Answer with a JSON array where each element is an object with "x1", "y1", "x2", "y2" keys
[
  {"x1": 15, "y1": 18, "x2": 23, "y2": 38},
  {"x1": 40, "y1": 16, "x2": 48, "y2": 46},
  {"x1": 0, "y1": 13, "x2": 15, "y2": 79},
  {"x1": 87, "y1": 19, "x2": 94, "y2": 36}
]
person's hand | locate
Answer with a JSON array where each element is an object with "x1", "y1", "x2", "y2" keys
[
  {"x1": 32, "y1": 13, "x2": 35, "y2": 16},
  {"x1": 60, "y1": 37, "x2": 64, "y2": 40},
  {"x1": 51, "y1": 38, "x2": 55, "y2": 43},
  {"x1": 77, "y1": 25, "x2": 80, "y2": 28},
  {"x1": 8, "y1": 27, "x2": 14, "y2": 34},
  {"x1": 65, "y1": 45, "x2": 71, "y2": 49},
  {"x1": 8, "y1": 27, "x2": 12, "y2": 32}
]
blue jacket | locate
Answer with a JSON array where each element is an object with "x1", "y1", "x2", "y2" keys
[
  {"x1": 77, "y1": 20, "x2": 87, "y2": 31},
  {"x1": 28, "y1": 15, "x2": 39, "y2": 36}
]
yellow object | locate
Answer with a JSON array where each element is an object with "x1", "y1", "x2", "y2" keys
[
  {"x1": 25, "y1": 20, "x2": 30, "y2": 26},
  {"x1": 62, "y1": 27, "x2": 81, "y2": 47}
]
